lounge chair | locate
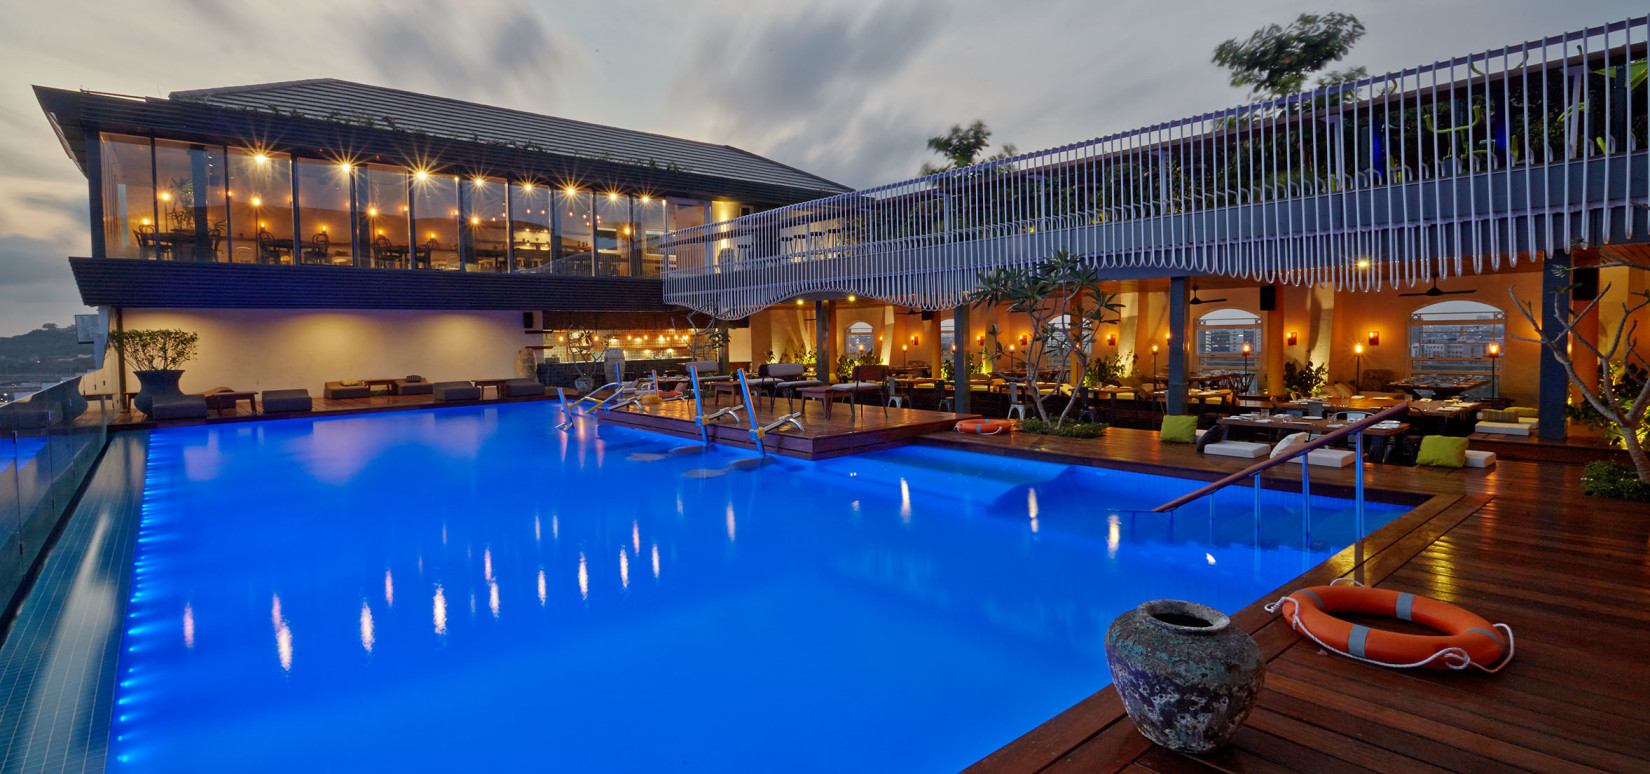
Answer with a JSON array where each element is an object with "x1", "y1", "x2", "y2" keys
[
  {"x1": 324, "y1": 380, "x2": 372, "y2": 399},
  {"x1": 262, "y1": 389, "x2": 313, "y2": 413},
  {"x1": 433, "y1": 381, "x2": 480, "y2": 401},
  {"x1": 149, "y1": 394, "x2": 209, "y2": 420},
  {"x1": 394, "y1": 375, "x2": 433, "y2": 396},
  {"x1": 501, "y1": 378, "x2": 546, "y2": 398}
]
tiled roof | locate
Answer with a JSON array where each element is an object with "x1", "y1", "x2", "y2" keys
[{"x1": 168, "y1": 79, "x2": 848, "y2": 195}]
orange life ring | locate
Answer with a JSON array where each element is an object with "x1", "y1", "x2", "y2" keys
[
  {"x1": 955, "y1": 418, "x2": 1014, "y2": 435},
  {"x1": 1274, "y1": 583, "x2": 1510, "y2": 670}
]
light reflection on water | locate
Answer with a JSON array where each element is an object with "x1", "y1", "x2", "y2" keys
[{"x1": 110, "y1": 402, "x2": 1403, "y2": 772}]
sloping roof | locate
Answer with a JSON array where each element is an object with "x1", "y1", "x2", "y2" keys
[{"x1": 167, "y1": 79, "x2": 849, "y2": 195}]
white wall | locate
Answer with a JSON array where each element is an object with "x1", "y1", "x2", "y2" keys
[{"x1": 114, "y1": 308, "x2": 539, "y2": 394}]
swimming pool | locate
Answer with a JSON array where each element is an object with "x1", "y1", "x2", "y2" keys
[{"x1": 111, "y1": 402, "x2": 1402, "y2": 772}]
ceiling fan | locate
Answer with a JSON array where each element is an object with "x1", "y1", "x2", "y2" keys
[
  {"x1": 1188, "y1": 284, "x2": 1228, "y2": 305},
  {"x1": 1398, "y1": 279, "x2": 1476, "y2": 297}
]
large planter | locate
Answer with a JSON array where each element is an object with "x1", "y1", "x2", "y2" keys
[
  {"x1": 133, "y1": 369, "x2": 186, "y2": 416},
  {"x1": 1104, "y1": 599, "x2": 1264, "y2": 754}
]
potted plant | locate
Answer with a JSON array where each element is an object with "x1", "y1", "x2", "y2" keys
[
  {"x1": 1282, "y1": 359, "x2": 1327, "y2": 399},
  {"x1": 107, "y1": 328, "x2": 199, "y2": 415}
]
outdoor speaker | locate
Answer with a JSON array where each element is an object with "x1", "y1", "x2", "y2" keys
[
  {"x1": 1572, "y1": 267, "x2": 1599, "y2": 301},
  {"x1": 522, "y1": 311, "x2": 537, "y2": 329},
  {"x1": 920, "y1": 311, "x2": 935, "y2": 321},
  {"x1": 1259, "y1": 286, "x2": 1277, "y2": 311}
]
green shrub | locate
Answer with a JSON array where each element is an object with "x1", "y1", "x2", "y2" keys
[
  {"x1": 1019, "y1": 418, "x2": 1108, "y2": 439},
  {"x1": 1580, "y1": 461, "x2": 1650, "y2": 503}
]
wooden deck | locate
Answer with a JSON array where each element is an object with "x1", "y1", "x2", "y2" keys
[
  {"x1": 600, "y1": 397, "x2": 977, "y2": 460},
  {"x1": 927, "y1": 428, "x2": 1650, "y2": 773},
  {"x1": 78, "y1": 391, "x2": 562, "y2": 431}
]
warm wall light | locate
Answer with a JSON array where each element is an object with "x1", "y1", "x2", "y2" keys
[
  {"x1": 1286, "y1": 331, "x2": 1298, "y2": 346},
  {"x1": 910, "y1": 335, "x2": 920, "y2": 346},
  {"x1": 1367, "y1": 330, "x2": 1380, "y2": 347},
  {"x1": 1105, "y1": 333, "x2": 1116, "y2": 346},
  {"x1": 976, "y1": 334, "x2": 985, "y2": 345},
  {"x1": 1018, "y1": 334, "x2": 1029, "y2": 346}
]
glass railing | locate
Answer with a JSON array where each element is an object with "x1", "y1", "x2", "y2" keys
[{"x1": 0, "y1": 375, "x2": 113, "y2": 612}]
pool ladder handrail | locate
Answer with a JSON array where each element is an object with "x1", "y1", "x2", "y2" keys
[
  {"x1": 1149, "y1": 402, "x2": 1408, "y2": 528},
  {"x1": 735, "y1": 369, "x2": 803, "y2": 456},
  {"x1": 687, "y1": 363, "x2": 742, "y2": 443},
  {"x1": 554, "y1": 382, "x2": 625, "y2": 429}
]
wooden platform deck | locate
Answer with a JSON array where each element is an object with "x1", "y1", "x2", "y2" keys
[
  {"x1": 927, "y1": 428, "x2": 1650, "y2": 773},
  {"x1": 600, "y1": 397, "x2": 976, "y2": 460},
  {"x1": 78, "y1": 392, "x2": 561, "y2": 431}
]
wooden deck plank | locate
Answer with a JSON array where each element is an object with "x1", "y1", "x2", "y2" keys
[{"x1": 948, "y1": 426, "x2": 1650, "y2": 773}]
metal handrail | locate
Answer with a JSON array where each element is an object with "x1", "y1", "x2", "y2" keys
[{"x1": 1150, "y1": 402, "x2": 1409, "y2": 514}]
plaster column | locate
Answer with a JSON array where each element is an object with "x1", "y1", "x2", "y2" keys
[
  {"x1": 814, "y1": 300, "x2": 832, "y2": 383},
  {"x1": 1167, "y1": 277, "x2": 1189, "y2": 414},
  {"x1": 952, "y1": 304, "x2": 971, "y2": 414},
  {"x1": 1262, "y1": 290, "x2": 1285, "y2": 397},
  {"x1": 1539, "y1": 250, "x2": 1570, "y2": 441}
]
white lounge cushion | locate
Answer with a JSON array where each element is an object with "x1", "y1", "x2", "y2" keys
[
  {"x1": 1475, "y1": 421, "x2": 1531, "y2": 436},
  {"x1": 1285, "y1": 449, "x2": 1357, "y2": 468},
  {"x1": 1464, "y1": 449, "x2": 1497, "y2": 468},
  {"x1": 1270, "y1": 432, "x2": 1310, "y2": 458},
  {"x1": 1203, "y1": 441, "x2": 1270, "y2": 458}
]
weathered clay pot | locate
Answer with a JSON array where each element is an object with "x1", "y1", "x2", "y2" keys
[
  {"x1": 133, "y1": 369, "x2": 185, "y2": 415},
  {"x1": 1104, "y1": 599, "x2": 1264, "y2": 753}
]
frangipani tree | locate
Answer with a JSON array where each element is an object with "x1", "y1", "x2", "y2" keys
[{"x1": 970, "y1": 249, "x2": 1123, "y2": 427}]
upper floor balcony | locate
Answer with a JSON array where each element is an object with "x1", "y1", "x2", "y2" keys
[{"x1": 664, "y1": 17, "x2": 1650, "y2": 318}]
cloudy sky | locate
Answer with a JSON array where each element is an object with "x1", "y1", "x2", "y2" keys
[{"x1": 0, "y1": 0, "x2": 1638, "y2": 335}]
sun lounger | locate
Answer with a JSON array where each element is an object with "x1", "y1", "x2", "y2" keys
[
  {"x1": 500, "y1": 378, "x2": 546, "y2": 398},
  {"x1": 149, "y1": 394, "x2": 209, "y2": 420},
  {"x1": 262, "y1": 389, "x2": 313, "y2": 413},
  {"x1": 432, "y1": 381, "x2": 480, "y2": 401}
]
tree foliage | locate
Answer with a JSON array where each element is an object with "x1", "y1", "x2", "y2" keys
[
  {"x1": 921, "y1": 120, "x2": 1018, "y2": 176},
  {"x1": 1212, "y1": 12, "x2": 1366, "y2": 99},
  {"x1": 106, "y1": 329, "x2": 198, "y2": 372},
  {"x1": 970, "y1": 249, "x2": 1122, "y2": 427}
]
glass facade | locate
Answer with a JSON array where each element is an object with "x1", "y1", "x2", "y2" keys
[
  {"x1": 1196, "y1": 309, "x2": 1261, "y2": 387},
  {"x1": 467, "y1": 177, "x2": 509, "y2": 272},
  {"x1": 227, "y1": 149, "x2": 293, "y2": 264},
  {"x1": 99, "y1": 134, "x2": 155, "y2": 260},
  {"x1": 94, "y1": 132, "x2": 720, "y2": 279},
  {"x1": 555, "y1": 190, "x2": 593, "y2": 274},
  {"x1": 511, "y1": 183, "x2": 553, "y2": 270},
  {"x1": 361, "y1": 164, "x2": 410, "y2": 269},
  {"x1": 152, "y1": 139, "x2": 226, "y2": 262},
  {"x1": 416, "y1": 174, "x2": 461, "y2": 270},
  {"x1": 295, "y1": 158, "x2": 353, "y2": 265}
]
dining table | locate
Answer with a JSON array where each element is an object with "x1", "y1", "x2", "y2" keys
[
  {"x1": 1218, "y1": 412, "x2": 1412, "y2": 462},
  {"x1": 1383, "y1": 377, "x2": 1490, "y2": 400}
]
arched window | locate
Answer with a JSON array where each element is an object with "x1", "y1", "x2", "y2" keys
[
  {"x1": 845, "y1": 321, "x2": 875, "y2": 356},
  {"x1": 1047, "y1": 314, "x2": 1092, "y2": 358},
  {"x1": 1409, "y1": 300, "x2": 1504, "y2": 397},
  {"x1": 940, "y1": 318, "x2": 956, "y2": 352},
  {"x1": 1196, "y1": 309, "x2": 1261, "y2": 376}
]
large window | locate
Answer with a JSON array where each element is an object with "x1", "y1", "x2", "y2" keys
[
  {"x1": 416, "y1": 174, "x2": 461, "y2": 270},
  {"x1": 99, "y1": 134, "x2": 155, "y2": 260},
  {"x1": 845, "y1": 322, "x2": 875, "y2": 356},
  {"x1": 510, "y1": 183, "x2": 552, "y2": 270},
  {"x1": 1196, "y1": 308, "x2": 1261, "y2": 381},
  {"x1": 555, "y1": 189, "x2": 593, "y2": 274},
  {"x1": 1409, "y1": 300, "x2": 1504, "y2": 396},
  {"x1": 361, "y1": 164, "x2": 410, "y2": 269},
  {"x1": 940, "y1": 318, "x2": 956, "y2": 353},
  {"x1": 227, "y1": 148, "x2": 293, "y2": 264},
  {"x1": 595, "y1": 192, "x2": 631, "y2": 276},
  {"x1": 467, "y1": 176, "x2": 508, "y2": 272},
  {"x1": 294, "y1": 158, "x2": 353, "y2": 265},
  {"x1": 635, "y1": 196, "x2": 666, "y2": 277},
  {"x1": 153, "y1": 139, "x2": 226, "y2": 262}
]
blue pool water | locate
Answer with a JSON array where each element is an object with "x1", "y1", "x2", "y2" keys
[{"x1": 111, "y1": 403, "x2": 1402, "y2": 772}]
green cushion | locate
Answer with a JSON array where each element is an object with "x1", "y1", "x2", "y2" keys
[
  {"x1": 1508, "y1": 406, "x2": 1538, "y2": 418},
  {"x1": 1160, "y1": 415, "x2": 1198, "y2": 444},
  {"x1": 1417, "y1": 435, "x2": 1470, "y2": 468}
]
